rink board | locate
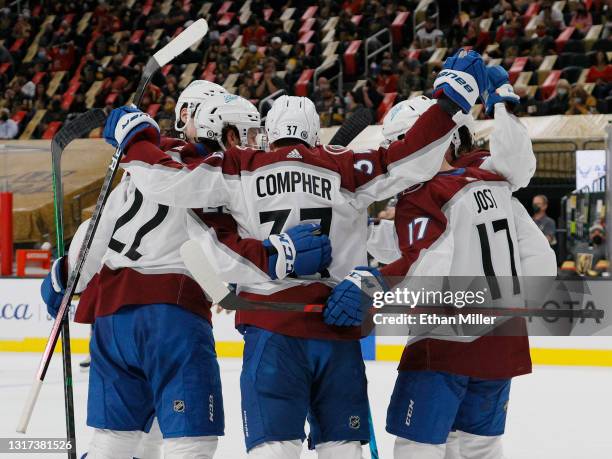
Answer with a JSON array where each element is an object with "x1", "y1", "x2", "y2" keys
[{"x1": 2, "y1": 278, "x2": 612, "y2": 366}]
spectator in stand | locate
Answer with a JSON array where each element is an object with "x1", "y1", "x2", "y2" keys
[
  {"x1": 447, "y1": 14, "x2": 467, "y2": 49},
  {"x1": 544, "y1": 78, "x2": 571, "y2": 114},
  {"x1": 413, "y1": 17, "x2": 444, "y2": 52},
  {"x1": 532, "y1": 194, "x2": 557, "y2": 247},
  {"x1": 565, "y1": 83, "x2": 598, "y2": 115},
  {"x1": 0, "y1": 108, "x2": 18, "y2": 139},
  {"x1": 34, "y1": 83, "x2": 49, "y2": 110},
  {"x1": 48, "y1": 42, "x2": 76, "y2": 72},
  {"x1": 269, "y1": 37, "x2": 287, "y2": 66},
  {"x1": 238, "y1": 71, "x2": 257, "y2": 100},
  {"x1": 359, "y1": 78, "x2": 384, "y2": 115},
  {"x1": 529, "y1": 23, "x2": 555, "y2": 67},
  {"x1": 397, "y1": 58, "x2": 425, "y2": 99},
  {"x1": 238, "y1": 44, "x2": 264, "y2": 73},
  {"x1": 0, "y1": 43, "x2": 14, "y2": 68},
  {"x1": 312, "y1": 77, "x2": 332, "y2": 112},
  {"x1": 587, "y1": 51, "x2": 612, "y2": 83},
  {"x1": 344, "y1": 90, "x2": 364, "y2": 118},
  {"x1": 12, "y1": 14, "x2": 32, "y2": 40},
  {"x1": 337, "y1": 10, "x2": 357, "y2": 42},
  {"x1": 243, "y1": 17, "x2": 267, "y2": 47},
  {"x1": 537, "y1": 1, "x2": 565, "y2": 33},
  {"x1": 319, "y1": 90, "x2": 344, "y2": 128},
  {"x1": 255, "y1": 61, "x2": 286, "y2": 103},
  {"x1": 376, "y1": 58, "x2": 398, "y2": 93},
  {"x1": 165, "y1": 0, "x2": 188, "y2": 32},
  {"x1": 367, "y1": 4, "x2": 391, "y2": 35},
  {"x1": 569, "y1": 2, "x2": 592, "y2": 37},
  {"x1": 573, "y1": 224, "x2": 607, "y2": 271}
]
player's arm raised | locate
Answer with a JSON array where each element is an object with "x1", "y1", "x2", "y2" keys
[
  {"x1": 480, "y1": 66, "x2": 536, "y2": 191},
  {"x1": 103, "y1": 106, "x2": 238, "y2": 209},
  {"x1": 346, "y1": 50, "x2": 488, "y2": 210}
]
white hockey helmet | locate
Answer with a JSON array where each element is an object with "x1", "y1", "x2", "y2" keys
[
  {"x1": 381, "y1": 96, "x2": 436, "y2": 146},
  {"x1": 175, "y1": 80, "x2": 227, "y2": 132},
  {"x1": 193, "y1": 94, "x2": 263, "y2": 149},
  {"x1": 265, "y1": 95, "x2": 320, "y2": 148}
]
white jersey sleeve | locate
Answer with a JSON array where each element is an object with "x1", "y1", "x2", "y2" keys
[
  {"x1": 67, "y1": 176, "x2": 131, "y2": 292},
  {"x1": 184, "y1": 208, "x2": 272, "y2": 285},
  {"x1": 367, "y1": 219, "x2": 401, "y2": 265},
  {"x1": 480, "y1": 104, "x2": 536, "y2": 191},
  {"x1": 511, "y1": 198, "x2": 557, "y2": 276}
]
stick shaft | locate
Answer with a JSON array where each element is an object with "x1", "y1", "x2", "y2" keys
[{"x1": 17, "y1": 19, "x2": 209, "y2": 436}]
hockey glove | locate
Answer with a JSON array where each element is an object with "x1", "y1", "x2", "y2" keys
[
  {"x1": 40, "y1": 257, "x2": 66, "y2": 319},
  {"x1": 484, "y1": 65, "x2": 520, "y2": 115},
  {"x1": 324, "y1": 266, "x2": 388, "y2": 327},
  {"x1": 264, "y1": 223, "x2": 332, "y2": 280},
  {"x1": 103, "y1": 105, "x2": 160, "y2": 151},
  {"x1": 433, "y1": 49, "x2": 488, "y2": 113}
]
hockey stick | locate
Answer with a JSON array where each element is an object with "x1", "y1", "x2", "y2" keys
[
  {"x1": 328, "y1": 106, "x2": 373, "y2": 147},
  {"x1": 180, "y1": 241, "x2": 605, "y2": 320},
  {"x1": 17, "y1": 19, "x2": 209, "y2": 439},
  {"x1": 50, "y1": 109, "x2": 107, "y2": 458}
]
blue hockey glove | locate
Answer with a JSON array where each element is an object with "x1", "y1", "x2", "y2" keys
[
  {"x1": 484, "y1": 65, "x2": 520, "y2": 115},
  {"x1": 433, "y1": 49, "x2": 488, "y2": 113},
  {"x1": 103, "y1": 105, "x2": 160, "y2": 150},
  {"x1": 324, "y1": 266, "x2": 388, "y2": 327},
  {"x1": 264, "y1": 223, "x2": 332, "y2": 279},
  {"x1": 40, "y1": 257, "x2": 66, "y2": 319}
]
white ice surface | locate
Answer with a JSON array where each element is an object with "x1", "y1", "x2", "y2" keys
[{"x1": 1, "y1": 353, "x2": 611, "y2": 458}]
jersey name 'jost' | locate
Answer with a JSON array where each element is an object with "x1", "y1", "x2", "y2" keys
[{"x1": 255, "y1": 170, "x2": 333, "y2": 200}]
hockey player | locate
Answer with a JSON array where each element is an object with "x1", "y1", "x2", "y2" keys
[
  {"x1": 325, "y1": 66, "x2": 557, "y2": 459},
  {"x1": 102, "y1": 49, "x2": 490, "y2": 458},
  {"x1": 174, "y1": 79, "x2": 227, "y2": 134},
  {"x1": 40, "y1": 88, "x2": 331, "y2": 459},
  {"x1": 368, "y1": 66, "x2": 537, "y2": 266}
]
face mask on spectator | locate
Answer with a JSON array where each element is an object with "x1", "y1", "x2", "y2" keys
[
  {"x1": 532, "y1": 204, "x2": 541, "y2": 213},
  {"x1": 344, "y1": 95, "x2": 351, "y2": 105},
  {"x1": 574, "y1": 97, "x2": 584, "y2": 104},
  {"x1": 557, "y1": 88, "x2": 568, "y2": 96},
  {"x1": 592, "y1": 235, "x2": 603, "y2": 245},
  {"x1": 0, "y1": 113, "x2": 7, "y2": 122},
  {"x1": 249, "y1": 44, "x2": 257, "y2": 53}
]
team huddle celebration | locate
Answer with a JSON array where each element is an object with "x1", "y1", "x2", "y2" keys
[{"x1": 3, "y1": 0, "x2": 610, "y2": 458}]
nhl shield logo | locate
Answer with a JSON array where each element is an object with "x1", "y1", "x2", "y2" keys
[
  {"x1": 173, "y1": 400, "x2": 185, "y2": 413},
  {"x1": 349, "y1": 416, "x2": 360, "y2": 429}
]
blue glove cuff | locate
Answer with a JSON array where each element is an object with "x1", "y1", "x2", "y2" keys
[{"x1": 264, "y1": 234, "x2": 296, "y2": 280}]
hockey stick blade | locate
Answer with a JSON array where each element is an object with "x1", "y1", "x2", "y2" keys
[
  {"x1": 51, "y1": 109, "x2": 107, "y2": 153},
  {"x1": 153, "y1": 18, "x2": 208, "y2": 67},
  {"x1": 18, "y1": 20, "x2": 209, "y2": 436},
  {"x1": 180, "y1": 240, "x2": 233, "y2": 305},
  {"x1": 180, "y1": 240, "x2": 324, "y2": 312},
  {"x1": 328, "y1": 107, "x2": 373, "y2": 147}
]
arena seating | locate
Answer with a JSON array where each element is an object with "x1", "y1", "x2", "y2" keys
[{"x1": 0, "y1": 0, "x2": 610, "y2": 140}]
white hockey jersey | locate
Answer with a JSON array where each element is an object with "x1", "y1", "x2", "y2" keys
[
  {"x1": 120, "y1": 103, "x2": 459, "y2": 339},
  {"x1": 71, "y1": 139, "x2": 270, "y2": 324}
]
